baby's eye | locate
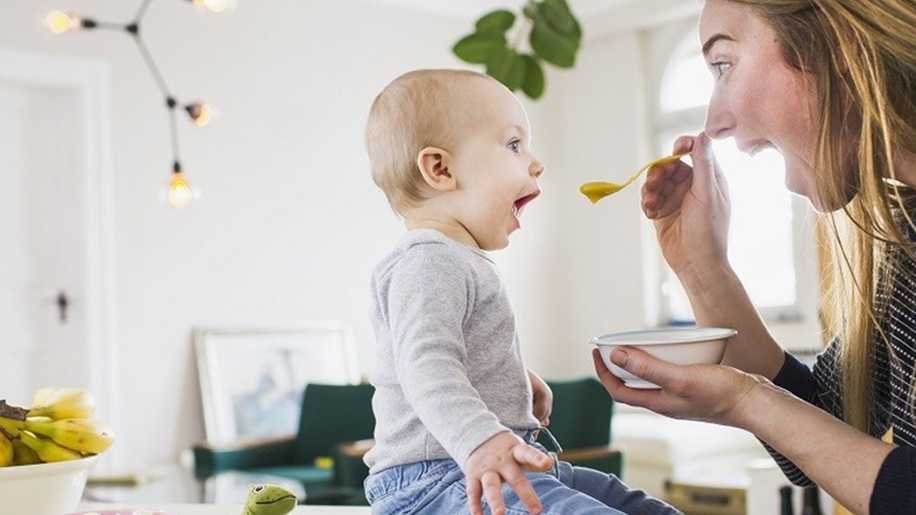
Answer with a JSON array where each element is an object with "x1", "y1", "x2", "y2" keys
[
  {"x1": 508, "y1": 139, "x2": 521, "y2": 154},
  {"x1": 710, "y1": 61, "x2": 732, "y2": 79}
]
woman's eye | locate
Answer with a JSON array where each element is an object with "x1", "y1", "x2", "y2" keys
[
  {"x1": 508, "y1": 140, "x2": 521, "y2": 154},
  {"x1": 710, "y1": 61, "x2": 732, "y2": 79}
]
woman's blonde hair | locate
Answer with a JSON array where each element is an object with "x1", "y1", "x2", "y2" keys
[{"x1": 727, "y1": 0, "x2": 916, "y2": 432}]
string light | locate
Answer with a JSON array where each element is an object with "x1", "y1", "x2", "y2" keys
[
  {"x1": 46, "y1": 0, "x2": 230, "y2": 208},
  {"x1": 190, "y1": 0, "x2": 236, "y2": 14},
  {"x1": 167, "y1": 162, "x2": 197, "y2": 209},
  {"x1": 45, "y1": 11, "x2": 83, "y2": 34},
  {"x1": 185, "y1": 102, "x2": 214, "y2": 127}
]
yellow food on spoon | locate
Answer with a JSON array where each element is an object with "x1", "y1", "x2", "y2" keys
[{"x1": 580, "y1": 153, "x2": 687, "y2": 204}]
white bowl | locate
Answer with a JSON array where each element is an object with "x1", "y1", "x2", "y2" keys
[
  {"x1": 0, "y1": 455, "x2": 98, "y2": 515},
  {"x1": 592, "y1": 327, "x2": 737, "y2": 389}
]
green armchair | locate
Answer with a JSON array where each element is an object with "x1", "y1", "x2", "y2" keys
[
  {"x1": 539, "y1": 377, "x2": 623, "y2": 478},
  {"x1": 192, "y1": 377, "x2": 620, "y2": 506},
  {"x1": 193, "y1": 383, "x2": 375, "y2": 505}
]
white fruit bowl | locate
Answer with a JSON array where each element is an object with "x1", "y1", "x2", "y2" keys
[
  {"x1": 592, "y1": 327, "x2": 737, "y2": 389},
  {"x1": 0, "y1": 455, "x2": 98, "y2": 515}
]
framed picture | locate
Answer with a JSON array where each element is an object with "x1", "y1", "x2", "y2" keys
[{"x1": 194, "y1": 323, "x2": 359, "y2": 445}]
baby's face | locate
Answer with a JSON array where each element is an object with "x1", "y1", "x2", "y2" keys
[{"x1": 448, "y1": 79, "x2": 544, "y2": 251}]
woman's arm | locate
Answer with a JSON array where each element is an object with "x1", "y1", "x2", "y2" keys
[
  {"x1": 738, "y1": 380, "x2": 894, "y2": 515},
  {"x1": 642, "y1": 134, "x2": 784, "y2": 378},
  {"x1": 592, "y1": 348, "x2": 904, "y2": 515},
  {"x1": 678, "y1": 262, "x2": 785, "y2": 378}
]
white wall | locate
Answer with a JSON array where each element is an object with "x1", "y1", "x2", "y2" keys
[
  {"x1": 0, "y1": 0, "x2": 817, "y2": 472},
  {"x1": 1, "y1": 0, "x2": 627, "y2": 470},
  {"x1": 0, "y1": 0, "x2": 544, "y2": 469}
]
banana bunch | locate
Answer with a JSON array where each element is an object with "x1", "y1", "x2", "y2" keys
[{"x1": 0, "y1": 388, "x2": 114, "y2": 467}]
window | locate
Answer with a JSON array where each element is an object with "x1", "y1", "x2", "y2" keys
[{"x1": 651, "y1": 27, "x2": 802, "y2": 324}]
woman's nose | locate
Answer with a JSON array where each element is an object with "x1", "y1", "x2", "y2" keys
[
  {"x1": 530, "y1": 160, "x2": 545, "y2": 178},
  {"x1": 704, "y1": 89, "x2": 736, "y2": 140}
]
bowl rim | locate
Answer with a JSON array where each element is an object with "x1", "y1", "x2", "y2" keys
[
  {"x1": 591, "y1": 327, "x2": 737, "y2": 346},
  {"x1": 0, "y1": 454, "x2": 98, "y2": 480}
]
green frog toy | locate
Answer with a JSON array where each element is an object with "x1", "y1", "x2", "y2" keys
[{"x1": 243, "y1": 484, "x2": 298, "y2": 515}]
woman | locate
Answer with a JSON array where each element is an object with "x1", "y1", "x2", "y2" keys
[{"x1": 592, "y1": 1, "x2": 916, "y2": 513}]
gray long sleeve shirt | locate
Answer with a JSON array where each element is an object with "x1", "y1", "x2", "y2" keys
[{"x1": 364, "y1": 229, "x2": 540, "y2": 474}]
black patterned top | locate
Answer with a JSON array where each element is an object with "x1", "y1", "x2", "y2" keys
[{"x1": 767, "y1": 202, "x2": 916, "y2": 514}]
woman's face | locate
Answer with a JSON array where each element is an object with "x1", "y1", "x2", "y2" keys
[{"x1": 700, "y1": 0, "x2": 828, "y2": 210}]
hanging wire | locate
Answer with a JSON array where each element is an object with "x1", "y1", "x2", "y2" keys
[
  {"x1": 134, "y1": 0, "x2": 155, "y2": 23},
  {"x1": 168, "y1": 105, "x2": 182, "y2": 162},
  {"x1": 49, "y1": 0, "x2": 216, "y2": 194},
  {"x1": 131, "y1": 35, "x2": 173, "y2": 100}
]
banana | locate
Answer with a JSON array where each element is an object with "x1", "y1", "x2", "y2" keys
[
  {"x1": 28, "y1": 388, "x2": 95, "y2": 420},
  {"x1": 11, "y1": 438, "x2": 40, "y2": 465},
  {"x1": 0, "y1": 417, "x2": 24, "y2": 438},
  {"x1": 19, "y1": 430, "x2": 82, "y2": 462},
  {"x1": 24, "y1": 418, "x2": 114, "y2": 455},
  {"x1": 31, "y1": 388, "x2": 57, "y2": 408},
  {"x1": 0, "y1": 432, "x2": 13, "y2": 467}
]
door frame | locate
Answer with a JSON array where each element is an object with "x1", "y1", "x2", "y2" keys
[{"x1": 0, "y1": 49, "x2": 120, "y2": 471}]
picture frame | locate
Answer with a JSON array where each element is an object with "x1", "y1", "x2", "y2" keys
[{"x1": 194, "y1": 323, "x2": 359, "y2": 445}]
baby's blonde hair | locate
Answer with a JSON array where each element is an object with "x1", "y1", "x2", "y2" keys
[{"x1": 366, "y1": 69, "x2": 492, "y2": 213}]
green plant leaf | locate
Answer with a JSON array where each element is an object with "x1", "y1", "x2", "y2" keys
[
  {"x1": 453, "y1": 32, "x2": 508, "y2": 64},
  {"x1": 487, "y1": 48, "x2": 527, "y2": 91},
  {"x1": 475, "y1": 9, "x2": 516, "y2": 34},
  {"x1": 530, "y1": 21, "x2": 577, "y2": 68},
  {"x1": 520, "y1": 54, "x2": 545, "y2": 99},
  {"x1": 543, "y1": 0, "x2": 582, "y2": 41}
]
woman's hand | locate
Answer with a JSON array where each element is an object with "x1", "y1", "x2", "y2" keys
[
  {"x1": 528, "y1": 369, "x2": 553, "y2": 427},
  {"x1": 591, "y1": 347, "x2": 762, "y2": 428},
  {"x1": 643, "y1": 133, "x2": 731, "y2": 277}
]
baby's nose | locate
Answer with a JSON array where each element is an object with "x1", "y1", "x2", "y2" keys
[{"x1": 530, "y1": 161, "x2": 545, "y2": 178}]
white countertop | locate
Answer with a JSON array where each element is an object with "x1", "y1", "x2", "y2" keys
[{"x1": 77, "y1": 503, "x2": 371, "y2": 514}]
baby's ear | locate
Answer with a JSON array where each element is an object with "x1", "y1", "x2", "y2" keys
[{"x1": 416, "y1": 146, "x2": 456, "y2": 192}]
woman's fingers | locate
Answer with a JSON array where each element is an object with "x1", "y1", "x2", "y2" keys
[
  {"x1": 642, "y1": 162, "x2": 693, "y2": 219},
  {"x1": 482, "y1": 471, "x2": 506, "y2": 515},
  {"x1": 652, "y1": 169, "x2": 693, "y2": 219},
  {"x1": 467, "y1": 478, "x2": 484, "y2": 515},
  {"x1": 611, "y1": 347, "x2": 685, "y2": 389},
  {"x1": 674, "y1": 135, "x2": 694, "y2": 156},
  {"x1": 592, "y1": 349, "x2": 664, "y2": 410}
]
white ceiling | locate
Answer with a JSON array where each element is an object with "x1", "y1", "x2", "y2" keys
[{"x1": 377, "y1": 0, "x2": 638, "y2": 20}]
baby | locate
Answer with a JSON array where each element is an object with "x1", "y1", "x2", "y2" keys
[{"x1": 362, "y1": 69, "x2": 677, "y2": 515}]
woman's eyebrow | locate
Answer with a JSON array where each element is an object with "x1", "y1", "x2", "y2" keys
[{"x1": 702, "y1": 33, "x2": 737, "y2": 56}]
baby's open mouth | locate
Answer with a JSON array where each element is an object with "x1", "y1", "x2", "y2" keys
[{"x1": 513, "y1": 191, "x2": 540, "y2": 218}]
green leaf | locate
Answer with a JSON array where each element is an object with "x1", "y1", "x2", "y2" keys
[
  {"x1": 530, "y1": 21, "x2": 577, "y2": 68},
  {"x1": 487, "y1": 48, "x2": 527, "y2": 91},
  {"x1": 543, "y1": 0, "x2": 582, "y2": 41},
  {"x1": 520, "y1": 54, "x2": 545, "y2": 99},
  {"x1": 453, "y1": 32, "x2": 508, "y2": 64},
  {"x1": 475, "y1": 9, "x2": 516, "y2": 34}
]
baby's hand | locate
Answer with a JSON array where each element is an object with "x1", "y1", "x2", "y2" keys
[{"x1": 464, "y1": 431, "x2": 554, "y2": 515}]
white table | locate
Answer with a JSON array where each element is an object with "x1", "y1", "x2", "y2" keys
[{"x1": 77, "y1": 503, "x2": 371, "y2": 514}]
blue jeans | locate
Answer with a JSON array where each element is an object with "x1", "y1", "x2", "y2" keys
[{"x1": 364, "y1": 443, "x2": 680, "y2": 514}]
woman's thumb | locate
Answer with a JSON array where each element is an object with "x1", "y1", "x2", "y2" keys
[{"x1": 686, "y1": 132, "x2": 717, "y2": 190}]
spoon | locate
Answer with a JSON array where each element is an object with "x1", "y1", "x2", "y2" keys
[{"x1": 579, "y1": 153, "x2": 687, "y2": 204}]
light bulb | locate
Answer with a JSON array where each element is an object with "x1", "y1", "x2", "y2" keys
[
  {"x1": 191, "y1": 0, "x2": 236, "y2": 13},
  {"x1": 185, "y1": 103, "x2": 215, "y2": 127},
  {"x1": 46, "y1": 10, "x2": 81, "y2": 34},
  {"x1": 168, "y1": 172, "x2": 195, "y2": 208}
]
